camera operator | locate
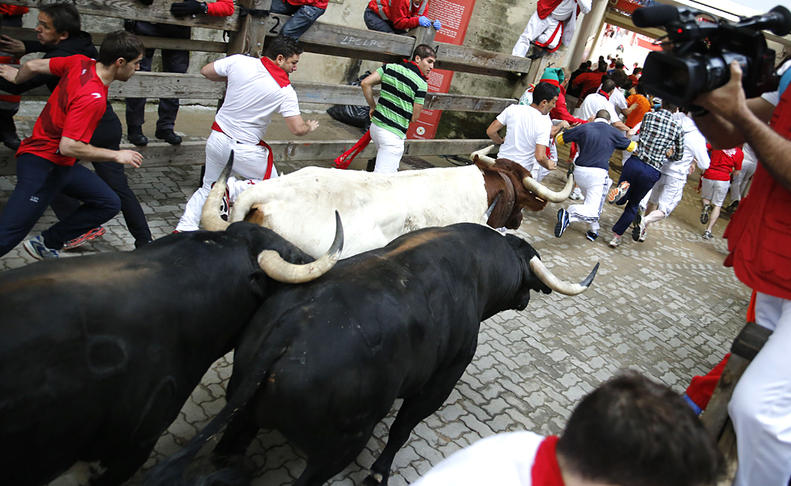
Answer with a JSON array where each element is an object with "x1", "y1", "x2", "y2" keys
[{"x1": 693, "y1": 58, "x2": 791, "y2": 486}]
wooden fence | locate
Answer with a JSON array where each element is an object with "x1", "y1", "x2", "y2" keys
[{"x1": 0, "y1": 0, "x2": 538, "y2": 174}]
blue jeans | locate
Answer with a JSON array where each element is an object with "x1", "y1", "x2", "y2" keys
[
  {"x1": 364, "y1": 7, "x2": 404, "y2": 34},
  {"x1": 0, "y1": 154, "x2": 120, "y2": 255},
  {"x1": 612, "y1": 155, "x2": 661, "y2": 235},
  {"x1": 270, "y1": 0, "x2": 325, "y2": 39}
]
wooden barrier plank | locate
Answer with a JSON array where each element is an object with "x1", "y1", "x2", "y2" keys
[
  {"x1": 434, "y1": 43, "x2": 533, "y2": 76},
  {"x1": 0, "y1": 139, "x2": 490, "y2": 175}
]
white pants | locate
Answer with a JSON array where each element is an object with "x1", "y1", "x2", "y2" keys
[
  {"x1": 730, "y1": 292, "x2": 791, "y2": 486},
  {"x1": 648, "y1": 174, "x2": 686, "y2": 216},
  {"x1": 202, "y1": 130, "x2": 278, "y2": 191},
  {"x1": 729, "y1": 156, "x2": 757, "y2": 201},
  {"x1": 176, "y1": 176, "x2": 261, "y2": 231},
  {"x1": 512, "y1": 13, "x2": 562, "y2": 56},
  {"x1": 567, "y1": 165, "x2": 610, "y2": 233},
  {"x1": 370, "y1": 123, "x2": 404, "y2": 173}
]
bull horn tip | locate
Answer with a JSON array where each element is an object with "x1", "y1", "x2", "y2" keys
[
  {"x1": 330, "y1": 210, "x2": 344, "y2": 257},
  {"x1": 581, "y1": 262, "x2": 599, "y2": 288}
]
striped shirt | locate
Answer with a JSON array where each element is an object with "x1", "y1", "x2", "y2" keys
[
  {"x1": 372, "y1": 60, "x2": 427, "y2": 139},
  {"x1": 633, "y1": 108, "x2": 684, "y2": 170}
]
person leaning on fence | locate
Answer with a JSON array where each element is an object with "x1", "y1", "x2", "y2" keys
[
  {"x1": 0, "y1": 2, "x2": 154, "y2": 250},
  {"x1": 174, "y1": 36, "x2": 318, "y2": 231},
  {"x1": 123, "y1": 0, "x2": 233, "y2": 147},
  {"x1": 364, "y1": 0, "x2": 441, "y2": 34},
  {"x1": 268, "y1": 0, "x2": 327, "y2": 40},
  {"x1": 412, "y1": 371, "x2": 724, "y2": 486},
  {"x1": 0, "y1": 3, "x2": 28, "y2": 151},
  {"x1": 357, "y1": 44, "x2": 435, "y2": 173},
  {"x1": 0, "y1": 31, "x2": 144, "y2": 260},
  {"x1": 692, "y1": 58, "x2": 791, "y2": 486}
]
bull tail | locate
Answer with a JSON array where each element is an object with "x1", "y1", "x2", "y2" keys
[{"x1": 144, "y1": 331, "x2": 292, "y2": 486}]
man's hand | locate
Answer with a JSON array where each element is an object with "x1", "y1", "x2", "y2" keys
[
  {"x1": 694, "y1": 61, "x2": 749, "y2": 121},
  {"x1": 0, "y1": 65, "x2": 19, "y2": 83},
  {"x1": 433, "y1": 19, "x2": 442, "y2": 30},
  {"x1": 369, "y1": 107, "x2": 376, "y2": 118},
  {"x1": 0, "y1": 35, "x2": 25, "y2": 57},
  {"x1": 418, "y1": 16, "x2": 432, "y2": 27},
  {"x1": 306, "y1": 120, "x2": 319, "y2": 132},
  {"x1": 170, "y1": 0, "x2": 207, "y2": 16},
  {"x1": 116, "y1": 149, "x2": 143, "y2": 168}
]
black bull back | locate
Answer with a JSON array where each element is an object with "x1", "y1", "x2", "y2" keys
[
  {"x1": 147, "y1": 224, "x2": 579, "y2": 486},
  {"x1": 0, "y1": 223, "x2": 331, "y2": 486}
]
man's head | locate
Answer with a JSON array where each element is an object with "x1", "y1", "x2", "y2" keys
[
  {"x1": 98, "y1": 31, "x2": 144, "y2": 81},
  {"x1": 265, "y1": 36, "x2": 304, "y2": 74},
  {"x1": 531, "y1": 82, "x2": 560, "y2": 115},
  {"x1": 597, "y1": 60, "x2": 607, "y2": 72},
  {"x1": 36, "y1": 2, "x2": 80, "y2": 46},
  {"x1": 412, "y1": 44, "x2": 437, "y2": 77},
  {"x1": 600, "y1": 78, "x2": 616, "y2": 94},
  {"x1": 595, "y1": 109, "x2": 610, "y2": 121},
  {"x1": 556, "y1": 371, "x2": 724, "y2": 486}
]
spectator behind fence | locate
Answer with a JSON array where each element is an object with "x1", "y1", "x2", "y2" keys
[
  {"x1": 0, "y1": 3, "x2": 28, "y2": 150},
  {"x1": 693, "y1": 58, "x2": 791, "y2": 486},
  {"x1": 364, "y1": 0, "x2": 440, "y2": 34},
  {"x1": 0, "y1": 2, "x2": 153, "y2": 249},
  {"x1": 268, "y1": 0, "x2": 327, "y2": 40},
  {"x1": 125, "y1": 0, "x2": 233, "y2": 147},
  {"x1": 0, "y1": 31, "x2": 144, "y2": 260},
  {"x1": 413, "y1": 371, "x2": 724, "y2": 486},
  {"x1": 512, "y1": 0, "x2": 591, "y2": 59},
  {"x1": 175, "y1": 36, "x2": 318, "y2": 231}
]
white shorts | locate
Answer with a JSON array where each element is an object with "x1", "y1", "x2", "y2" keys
[
  {"x1": 648, "y1": 174, "x2": 686, "y2": 215},
  {"x1": 701, "y1": 178, "x2": 730, "y2": 207}
]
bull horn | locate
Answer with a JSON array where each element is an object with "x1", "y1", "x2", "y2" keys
[
  {"x1": 258, "y1": 211, "x2": 344, "y2": 283},
  {"x1": 471, "y1": 145, "x2": 496, "y2": 166},
  {"x1": 200, "y1": 151, "x2": 234, "y2": 231},
  {"x1": 529, "y1": 257, "x2": 599, "y2": 296},
  {"x1": 522, "y1": 171, "x2": 574, "y2": 203},
  {"x1": 484, "y1": 192, "x2": 502, "y2": 222}
]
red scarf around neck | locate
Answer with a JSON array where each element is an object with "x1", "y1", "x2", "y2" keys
[
  {"x1": 261, "y1": 56, "x2": 291, "y2": 88},
  {"x1": 597, "y1": 89, "x2": 610, "y2": 100},
  {"x1": 531, "y1": 436, "x2": 565, "y2": 486}
]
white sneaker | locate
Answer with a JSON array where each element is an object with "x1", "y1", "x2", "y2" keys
[
  {"x1": 608, "y1": 235, "x2": 622, "y2": 248},
  {"x1": 569, "y1": 186, "x2": 583, "y2": 200}
]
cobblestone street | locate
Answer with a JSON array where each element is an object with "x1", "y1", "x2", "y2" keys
[{"x1": 0, "y1": 110, "x2": 748, "y2": 485}]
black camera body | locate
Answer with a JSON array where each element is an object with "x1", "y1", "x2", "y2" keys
[{"x1": 634, "y1": 5, "x2": 791, "y2": 106}]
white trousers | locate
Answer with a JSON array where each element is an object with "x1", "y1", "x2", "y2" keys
[
  {"x1": 567, "y1": 165, "x2": 610, "y2": 232},
  {"x1": 176, "y1": 176, "x2": 261, "y2": 231},
  {"x1": 648, "y1": 174, "x2": 686, "y2": 216},
  {"x1": 370, "y1": 123, "x2": 404, "y2": 173},
  {"x1": 730, "y1": 292, "x2": 791, "y2": 486},
  {"x1": 512, "y1": 13, "x2": 561, "y2": 56}
]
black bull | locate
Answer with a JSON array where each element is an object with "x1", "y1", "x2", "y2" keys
[
  {"x1": 147, "y1": 223, "x2": 598, "y2": 486},
  {"x1": 0, "y1": 220, "x2": 342, "y2": 486}
]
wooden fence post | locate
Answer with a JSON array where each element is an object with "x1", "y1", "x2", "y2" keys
[{"x1": 227, "y1": 0, "x2": 272, "y2": 56}]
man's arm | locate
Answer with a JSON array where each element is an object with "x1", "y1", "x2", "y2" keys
[
  {"x1": 284, "y1": 115, "x2": 319, "y2": 136},
  {"x1": 694, "y1": 62, "x2": 791, "y2": 190},
  {"x1": 200, "y1": 62, "x2": 226, "y2": 81},
  {"x1": 534, "y1": 144, "x2": 556, "y2": 170},
  {"x1": 0, "y1": 58, "x2": 53, "y2": 85},
  {"x1": 361, "y1": 70, "x2": 382, "y2": 118},
  {"x1": 59, "y1": 137, "x2": 143, "y2": 167},
  {"x1": 486, "y1": 119, "x2": 505, "y2": 144},
  {"x1": 411, "y1": 102, "x2": 423, "y2": 122},
  {"x1": 611, "y1": 120, "x2": 629, "y2": 132}
]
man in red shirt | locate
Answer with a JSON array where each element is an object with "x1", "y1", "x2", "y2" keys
[
  {"x1": 700, "y1": 146, "x2": 743, "y2": 239},
  {"x1": 364, "y1": 0, "x2": 440, "y2": 34},
  {"x1": 0, "y1": 30, "x2": 144, "y2": 260},
  {"x1": 571, "y1": 60, "x2": 607, "y2": 102}
]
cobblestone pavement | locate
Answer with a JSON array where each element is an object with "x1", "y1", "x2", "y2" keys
[{"x1": 0, "y1": 111, "x2": 748, "y2": 485}]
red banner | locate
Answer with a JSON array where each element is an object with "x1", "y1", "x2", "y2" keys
[{"x1": 407, "y1": 0, "x2": 476, "y2": 140}]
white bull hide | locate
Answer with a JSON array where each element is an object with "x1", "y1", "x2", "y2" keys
[{"x1": 229, "y1": 166, "x2": 491, "y2": 259}]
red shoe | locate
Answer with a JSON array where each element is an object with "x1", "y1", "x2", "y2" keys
[{"x1": 62, "y1": 226, "x2": 106, "y2": 250}]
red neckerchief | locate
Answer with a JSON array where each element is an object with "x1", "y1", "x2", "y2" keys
[
  {"x1": 537, "y1": 0, "x2": 564, "y2": 19},
  {"x1": 597, "y1": 89, "x2": 610, "y2": 100},
  {"x1": 402, "y1": 59, "x2": 428, "y2": 80},
  {"x1": 531, "y1": 436, "x2": 565, "y2": 486},
  {"x1": 260, "y1": 56, "x2": 291, "y2": 88}
]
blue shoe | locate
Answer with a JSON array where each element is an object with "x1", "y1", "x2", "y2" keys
[
  {"x1": 23, "y1": 235, "x2": 59, "y2": 260},
  {"x1": 554, "y1": 208, "x2": 570, "y2": 237}
]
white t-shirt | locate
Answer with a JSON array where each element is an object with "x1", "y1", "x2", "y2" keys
[
  {"x1": 413, "y1": 431, "x2": 545, "y2": 486},
  {"x1": 496, "y1": 104, "x2": 552, "y2": 172},
  {"x1": 212, "y1": 54, "x2": 300, "y2": 144},
  {"x1": 610, "y1": 88, "x2": 627, "y2": 113},
  {"x1": 578, "y1": 92, "x2": 619, "y2": 122},
  {"x1": 660, "y1": 114, "x2": 709, "y2": 179}
]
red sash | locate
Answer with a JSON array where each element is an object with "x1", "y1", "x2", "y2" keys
[{"x1": 211, "y1": 121, "x2": 275, "y2": 180}]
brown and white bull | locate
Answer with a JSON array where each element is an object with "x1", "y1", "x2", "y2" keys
[{"x1": 201, "y1": 150, "x2": 573, "y2": 258}]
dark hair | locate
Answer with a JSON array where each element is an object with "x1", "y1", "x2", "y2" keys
[
  {"x1": 615, "y1": 60, "x2": 624, "y2": 69},
  {"x1": 595, "y1": 109, "x2": 611, "y2": 121},
  {"x1": 621, "y1": 78, "x2": 634, "y2": 90},
  {"x1": 556, "y1": 371, "x2": 724, "y2": 486},
  {"x1": 601, "y1": 78, "x2": 616, "y2": 93},
  {"x1": 633, "y1": 67, "x2": 642, "y2": 74},
  {"x1": 39, "y1": 2, "x2": 81, "y2": 37},
  {"x1": 635, "y1": 82, "x2": 647, "y2": 95},
  {"x1": 413, "y1": 44, "x2": 437, "y2": 61},
  {"x1": 265, "y1": 36, "x2": 304, "y2": 60},
  {"x1": 98, "y1": 30, "x2": 144, "y2": 65},
  {"x1": 664, "y1": 101, "x2": 679, "y2": 112},
  {"x1": 532, "y1": 82, "x2": 560, "y2": 105}
]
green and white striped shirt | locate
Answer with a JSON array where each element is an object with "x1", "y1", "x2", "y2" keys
[{"x1": 372, "y1": 60, "x2": 428, "y2": 139}]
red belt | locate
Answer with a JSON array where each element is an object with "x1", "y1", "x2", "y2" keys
[{"x1": 212, "y1": 121, "x2": 274, "y2": 180}]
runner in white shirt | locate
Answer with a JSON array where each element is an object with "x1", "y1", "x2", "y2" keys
[
  {"x1": 176, "y1": 176, "x2": 261, "y2": 232},
  {"x1": 577, "y1": 79, "x2": 629, "y2": 132},
  {"x1": 176, "y1": 36, "x2": 318, "y2": 231},
  {"x1": 486, "y1": 82, "x2": 564, "y2": 181}
]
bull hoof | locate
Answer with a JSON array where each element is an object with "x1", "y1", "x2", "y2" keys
[{"x1": 363, "y1": 472, "x2": 384, "y2": 485}]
